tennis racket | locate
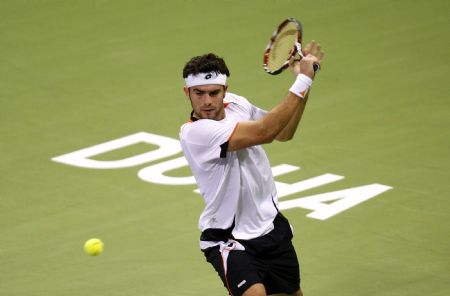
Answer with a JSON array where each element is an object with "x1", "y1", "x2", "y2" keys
[{"x1": 263, "y1": 18, "x2": 320, "y2": 75}]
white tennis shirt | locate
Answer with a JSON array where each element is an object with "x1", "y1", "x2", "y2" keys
[{"x1": 180, "y1": 92, "x2": 279, "y2": 247}]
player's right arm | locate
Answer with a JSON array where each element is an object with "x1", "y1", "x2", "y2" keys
[
  {"x1": 227, "y1": 51, "x2": 321, "y2": 152},
  {"x1": 227, "y1": 92, "x2": 303, "y2": 151}
]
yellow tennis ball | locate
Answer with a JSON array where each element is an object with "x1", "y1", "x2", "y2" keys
[{"x1": 83, "y1": 238, "x2": 104, "y2": 256}]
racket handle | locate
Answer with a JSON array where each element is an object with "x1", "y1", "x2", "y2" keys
[{"x1": 313, "y1": 63, "x2": 320, "y2": 73}]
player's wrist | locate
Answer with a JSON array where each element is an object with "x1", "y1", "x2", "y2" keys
[{"x1": 289, "y1": 74, "x2": 312, "y2": 100}]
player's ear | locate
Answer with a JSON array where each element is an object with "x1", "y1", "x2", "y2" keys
[
  {"x1": 183, "y1": 86, "x2": 189, "y2": 98},
  {"x1": 224, "y1": 85, "x2": 228, "y2": 92}
]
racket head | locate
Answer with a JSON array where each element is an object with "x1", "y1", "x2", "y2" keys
[{"x1": 263, "y1": 18, "x2": 303, "y2": 75}]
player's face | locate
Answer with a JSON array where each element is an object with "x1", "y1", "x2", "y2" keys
[{"x1": 185, "y1": 85, "x2": 227, "y2": 120}]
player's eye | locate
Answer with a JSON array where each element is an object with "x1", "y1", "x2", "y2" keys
[{"x1": 209, "y1": 90, "x2": 220, "y2": 96}]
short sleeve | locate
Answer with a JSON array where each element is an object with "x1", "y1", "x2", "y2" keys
[
  {"x1": 180, "y1": 118, "x2": 238, "y2": 166},
  {"x1": 250, "y1": 105, "x2": 267, "y2": 120}
]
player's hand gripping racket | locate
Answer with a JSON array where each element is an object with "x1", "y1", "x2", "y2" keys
[{"x1": 263, "y1": 18, "x2": 320, "y2": 75}]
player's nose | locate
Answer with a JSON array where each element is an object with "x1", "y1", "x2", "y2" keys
[{"x1": 203, "y1": 94, "x2": 213, "y2": 104}]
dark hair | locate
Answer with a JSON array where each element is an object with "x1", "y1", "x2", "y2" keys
[{"x1": 182, "y1": 53, "x2": 230, "y2": 78}]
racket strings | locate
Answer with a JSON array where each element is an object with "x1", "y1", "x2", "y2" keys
[{"x1": 267, "y1": 25, "x2": 297, "y2": 71}]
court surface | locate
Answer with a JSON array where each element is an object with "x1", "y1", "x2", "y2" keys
[{"x1": 1, "y1": 0, "x2": 449, "y2": 295}]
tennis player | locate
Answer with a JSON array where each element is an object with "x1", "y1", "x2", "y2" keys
[{"x1": 179, "y1": 41, "x2": 323, "y2": 296}]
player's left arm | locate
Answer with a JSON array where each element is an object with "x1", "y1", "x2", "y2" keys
[
  {"x1": 274, "y1": 92, "x2": 309, "y2": 141},
  {"x1": 275, "y1": 40, "x2": 323, "y2": 142}
]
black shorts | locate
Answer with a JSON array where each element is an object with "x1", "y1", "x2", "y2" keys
[{"x1": 202, "y1": 213, "x2": 300, "y2": 296}]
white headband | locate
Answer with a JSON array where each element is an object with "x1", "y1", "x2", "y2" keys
[{"x1": 185, "y1": 72, "x2": 227, "y2": 88}]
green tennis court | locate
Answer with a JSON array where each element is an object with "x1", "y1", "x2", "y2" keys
[{"x1": 1, "y1": 0, "x2": 449, "y2": 295}]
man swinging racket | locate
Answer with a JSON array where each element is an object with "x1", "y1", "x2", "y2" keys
[{"x1": 179, "y1": 41, "x2": 324, "y2": 296}]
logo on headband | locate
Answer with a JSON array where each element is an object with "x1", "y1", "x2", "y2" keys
[{"x1": 205, "y1": 74, "x2": 212, "y2": 79}]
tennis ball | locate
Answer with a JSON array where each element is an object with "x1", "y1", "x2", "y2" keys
[{"x1": 83, "y1": 238, "x2": 104, "y2": 256}]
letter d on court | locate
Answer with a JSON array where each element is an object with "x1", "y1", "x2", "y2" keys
[{"x1": 51, "y1": 132, "x2": 182, "y2": 169}]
